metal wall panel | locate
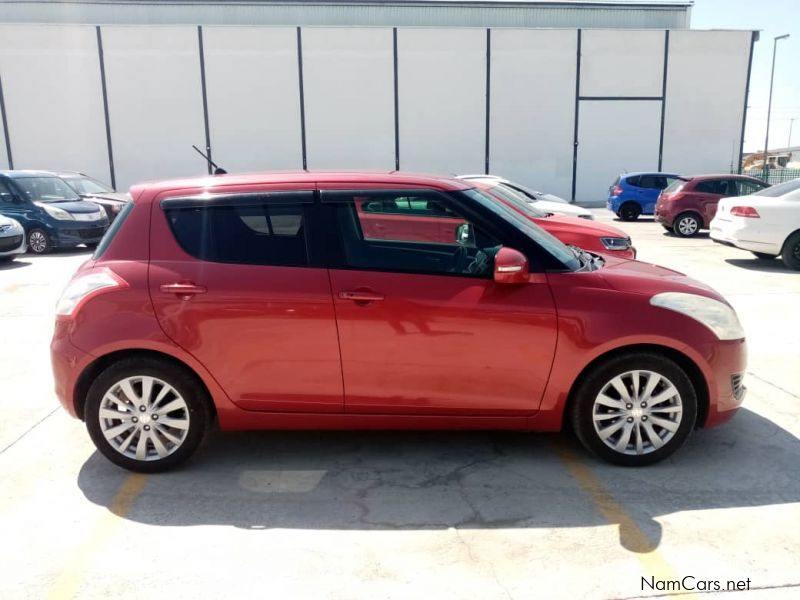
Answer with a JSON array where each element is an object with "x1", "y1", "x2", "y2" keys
[
  {"x1": 576, "y1": 100, "x2": 662, "y2": 202},
  {"x1": 397, "y1": 28, "x2": 485, "y2": 174},
  {"x1": 490, "y1": 29, "x2": 576, "y2": 199},
  {"x1": 662, "y1": 30, "x2": 751, "y2": 174},
  {"x1": 102, "y1": 26, "x2": 206, "y2": 189},
  {"x1": 203, "y1": 27, "x2": 302, "y2": 172},
  {"x1": 580, "y1": 29, "x2": 665, "y2": 97},
  {"x1": 0, "y1": 25, "x2": 108, "y2": 179},
  {"x1": 303, "y1": 27, "x2": 395, "y2": 170}
]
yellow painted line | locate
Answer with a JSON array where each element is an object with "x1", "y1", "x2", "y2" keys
[
  {"x1": 48, "y1": 473, "x2": 148, "y2": 600},
  {"x1": 552, "y1": 442, "x2": 698, "y2": 600}
]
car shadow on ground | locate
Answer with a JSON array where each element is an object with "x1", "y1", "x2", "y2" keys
[
  {"x1": 0, "y1": 259, "x2": 31, "y2": 271},
  {"x1": 77, "y1": 408, "x2": 799, "y2": 554},
  {"x1": 725, "y1": 258, "x2": 797, "y2": 274}
]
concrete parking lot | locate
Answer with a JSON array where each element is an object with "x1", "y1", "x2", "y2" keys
[{"x1": 1, "y1": 210, "x2": 798, "y2": 600}]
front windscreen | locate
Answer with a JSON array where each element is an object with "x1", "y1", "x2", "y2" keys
[{"x1": 14, "y1": 177, "x2": 80, "y2": 203}]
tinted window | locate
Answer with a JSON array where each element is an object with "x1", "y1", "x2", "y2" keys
[
  {"x1": 0, "y1": 180, "x2": 14, "y2": 205},
  {"x1": 694, "y1": 180, "x2": 726, "y2": 195},
  {"x1": 753, "y1": 178, "x2": 800, "y2": 197},
  {"x1": 326, "y1": 189, "x2": 500, "y2": 278},
  {"x1": 664, "y1": 178, "x2": 689, "y2": 193},
  {"x1": 736, "y1": 179, "x2": 767, "y2": 197},
  {"x1": 165, "y1": 201, "x2": 307, "y2": 266},
  {"x1": 625, "y1": 176, "x2": 641, "y2": 187},
  {"x1": 637, "y1": 175, "x2": 665, "y2": 189}
]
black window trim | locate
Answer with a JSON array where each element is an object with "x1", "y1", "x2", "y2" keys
[{"x1": 160, "y1": 189, "x2": 315, "y2": 210}]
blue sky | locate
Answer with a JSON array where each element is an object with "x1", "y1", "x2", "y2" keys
[{"x1": 691, "y1": 0, "x2": 800, "y2": 151}]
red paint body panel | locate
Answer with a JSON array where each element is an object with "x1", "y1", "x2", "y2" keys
[{"x1": 49, "y1": 171, "x2": 746, "y2": 439}]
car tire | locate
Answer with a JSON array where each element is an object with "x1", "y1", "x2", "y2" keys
[
  {"x1": 570, "y1": 352, "x2": 697, "y2": 466},
  {"x1": 618, "y1": 203, "x2": 641, "y2": 222},
  {"x1": 27, "y1": 228, "x2": 51, "y2": 254},
  {"x1": 751, "y1": 252, "x2": 775, "y2": 260},
  {"x1": 672, "y1": 212, "x2": 701, "y2": 237},
  {"x1": 781, "y1": 231, "x2": 800, "y2": 271},
  {"x1": 85, "y1": 357, "x2": 212, "y2": 473}
]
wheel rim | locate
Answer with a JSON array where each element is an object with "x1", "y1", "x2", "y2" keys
[
  {"x1": 592, "y1": 370, "x2": 683, "y2": 456},
  {"x1": 29, "y1": 231, "x2": 47, "y2": 253},
  {"x1": 98, "y1": 376, "x2": 190, "y2": 461},
  {"x1": 678, "y1": 217, "x2": 698, "y2": 235},
  {"x1": 622, "y1": 206, "x2": 637, "y2": 219}
]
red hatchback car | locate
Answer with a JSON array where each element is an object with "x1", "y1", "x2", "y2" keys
[
  {"x1": 655, "y1": 174, "x2": 768, "y2": 237},
  {"x1": 51, "y1": 172, "x2": 747, "y2": 472}
]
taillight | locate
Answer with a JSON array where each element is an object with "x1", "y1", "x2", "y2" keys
[
  {"x1": 55, "y1": 268, "x2": 127, "y2": 318},
  {"x1": 612, "y1": 186, "x2": 623, "y2": 196},
  {"x1": 730, "y1": 206, "x2": 760, "y2": 218}
]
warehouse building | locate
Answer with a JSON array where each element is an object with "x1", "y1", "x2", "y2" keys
[{"x1": 0, "y1": 1, "x2": 755, "y2": 202}]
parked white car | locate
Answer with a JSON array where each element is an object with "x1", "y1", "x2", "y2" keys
[
  {"x1": 0, "y1": 214, "x2": 26, "y2": 261},
  {"x1": 710, "y1": 178, "x2": 800, "y2": 270},
  {"x1": 457, "y1": 175, "x2": 594, "y2": 220}
]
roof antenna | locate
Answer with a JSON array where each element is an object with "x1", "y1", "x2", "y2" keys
[{"x1": 192, "y1": 144, "x2": 227, "y2": 175}]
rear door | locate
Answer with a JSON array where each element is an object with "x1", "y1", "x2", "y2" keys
[
  {"x1": 322, "y1": 185, "x2": 558, "y2": 416},
  {"x1": 636, "y1": 174, "x2": 666, "y2": 213},
  {"x1": 149, "y1": 186, "x2": 344, "y2": 413},
  {"x1": 692, "y1": 179, "x2": 727, "y2": 226}
]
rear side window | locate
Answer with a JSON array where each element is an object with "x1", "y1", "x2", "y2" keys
[
  {"x1": 694, "y1": 180, "x2": 726, "y2": 195},
  {"x1": 664, "y1": 178, "x2": 688, "y2": 193},
  {"x1": 625, "y1": 176, "x2": 641, "y2": 187},
  {"x1": 92, "y1": 201, "x2": 134, "y2": 259},
  {"x1": 164, "y1": 196, "x2": 309, "y2": 266},
  {"x1": 736, "y1": 179, "x2": 768, "y2": 196},
  {"x1": 637, "y1": 175, "x2": 664, "y2": 189}
]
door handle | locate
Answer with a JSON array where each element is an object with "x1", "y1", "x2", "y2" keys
[
  {"x1": 338, "y1": 290, "x2": 384, "y2": 303},
  {"x1": 160, "y1": 282, "x2": 207, "y2": 299}
]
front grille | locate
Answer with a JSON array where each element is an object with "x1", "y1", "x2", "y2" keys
[
  {"x1": 0, "y1": 234, "x2": 23, "y2": 251},
  {"x1": 731, "y1": 374, "x2": 746, "y2": 401},
  {"x1": 77, "y1": 227, "x2": 105, "y2": 240}
]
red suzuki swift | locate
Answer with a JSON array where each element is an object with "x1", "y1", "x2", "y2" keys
[{"x1": 51, "y1": 172, "x2": 747, "y2": 472}]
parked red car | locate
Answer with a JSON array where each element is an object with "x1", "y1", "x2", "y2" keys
[
  {"x1": 51, "y1": 171, "x2": 746, "y2": 472},
  {"x1": 655, "y1": 174, "x2": 768, "y2": 237},
  {"x1": 472, "y1": 180, "x2": 636, "y2": 259}
]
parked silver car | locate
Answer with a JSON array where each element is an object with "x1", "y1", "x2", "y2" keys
[{"x1": 0, "y1": 214, "x2": 26, "y2": 261}]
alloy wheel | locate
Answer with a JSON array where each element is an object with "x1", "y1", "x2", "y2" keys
[
  {"x1": 677, "y1": 216, "x2": 698, "y2": 236},
  {"x1": 98, "y1": 375, "x2": 191, "y2": 461},
  {"x1": 592, "y1": 370, "x2": 683, "y2": 456},
  {"x1": 28, "y1": 230, "x2": 48, "y2": 254}
]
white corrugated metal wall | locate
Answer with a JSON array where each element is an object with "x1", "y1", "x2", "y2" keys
[{"x1": 0, "y1": 24, "x2": 753, "y2": 203}]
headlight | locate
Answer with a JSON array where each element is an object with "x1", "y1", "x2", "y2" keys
[
  {"x1": 600, "y1": 237, "x2": 631, "y2": 251},
  {"x1": 650, "y1": 292, "x2": 745, "y2": 341},
  {"x1": 42, "y1": 205, "x2": 74, "y2": 221}
]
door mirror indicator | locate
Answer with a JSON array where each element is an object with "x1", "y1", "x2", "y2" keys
[{"x1": 494, "y1": 247, "x2": 529, "y2": 285}]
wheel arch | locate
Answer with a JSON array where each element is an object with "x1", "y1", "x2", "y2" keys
[
  {"x1": 563, "y1": 343, "x2": 709, "y2": 430},
  {"x1": 781, "y1": 227, "x2": 800, "y2": 252},
  {"x1": 73, "y1": 348, "x2": 217, "y2": 422}
]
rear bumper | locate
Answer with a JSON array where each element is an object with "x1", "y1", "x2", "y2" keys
[
  {"x1": 50, "y1": 322, "x2": 95, "y2": 418},
  {"x1": 654, "y1": 204, "x2": 676, "y2": 226},
  {"x1": 709, "y1": 218, "x2": 782, "y2": 256}
]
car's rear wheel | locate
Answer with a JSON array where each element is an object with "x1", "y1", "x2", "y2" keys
[
  {"x1": 85, "y1": 358, "x2": 211, "y2": 472},
  {"x1": 781, "y1": 231, "x2": 800, "y2": 271},
  {"x1": 751, "y1": 251, "x2": 775, "y2": 260},
  {"x1": 570, "y1": 352, "x2": 697, "y2": 466},
  {"x1": 673, "y1": 212, "x2": 701, "y2": 237},
  {"x1": 618, "y1": 203, "x2": 641, "y2": 221},
  {"x1": 27, "y1": 228, "x2": 51, "y2": 254}
]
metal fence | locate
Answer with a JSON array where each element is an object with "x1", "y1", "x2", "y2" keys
[{"x1": 742, "y1": 169, "x2": 800, "y2": 185}]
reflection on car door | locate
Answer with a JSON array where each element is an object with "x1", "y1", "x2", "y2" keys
[{"x1": 323, "y1": 187, "x2": 558, "y2": 416}]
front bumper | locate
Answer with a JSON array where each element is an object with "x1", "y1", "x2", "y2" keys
[
  {"x1": 50, "y1": 223, "x2": 108, "y2": 248},
  {"x1": 701, "y1": 338, "x2": 748, "y2": 428},
  {"x1": 0, "y1": 232, "x2": 26, "y2": 256}
]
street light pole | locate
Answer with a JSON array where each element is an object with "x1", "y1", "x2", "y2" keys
[{"x1": 763, "y1": 33, "x2": 790, "y2": 180}]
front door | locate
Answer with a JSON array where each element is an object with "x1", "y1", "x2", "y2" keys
[
  {"x1": 323, "y1": 187, "x2": 558, "y2": 416},
  {"x1": 149, "y1": 188, "x2": 344, "y2": 413}
]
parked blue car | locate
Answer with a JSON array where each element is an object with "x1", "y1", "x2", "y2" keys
[
  {"x1": 607, "y1": 172, "x2": 681, "y2": 221},
  {"x1": 0, "y1": 171, "x2": 108, "y2": 254}
]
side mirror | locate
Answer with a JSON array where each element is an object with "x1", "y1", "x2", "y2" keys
[
  {"x1": 455, "y1": 222, "x2": 474, "y2": 246},
  {"x1": 494, "y1": 247, "x2": 529, "y2": 285}
]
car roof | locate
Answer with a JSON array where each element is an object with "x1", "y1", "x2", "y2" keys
[
  {"x1": 622, "y1": 172, "x2": 680, "y2": 177},
  {"x1": 131, "y1": 170, "x2": 474, "y2": 196},
  {"x1": 0, "y1": 170, "x2": 63, "y2": 179},
  {"x1": 688, "y1": 173, "x2": 763, "y2": 181}
]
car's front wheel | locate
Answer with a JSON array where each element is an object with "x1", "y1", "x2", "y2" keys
[
  {"x1": 672, "y1": 212, "x2": 701, "y2": 237},
  {"x1": 781, "y1": 231, "x2": 800, "y2": 271},
  {"x1": 27, "y1": 228, "x2": 51, "y2": 254},
  {"x1": 570, "y1": 352, "x2": 697, "y2": 466},
  {"x1": 85, "y1": 358, "x2": 211, "y2": 472}
]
